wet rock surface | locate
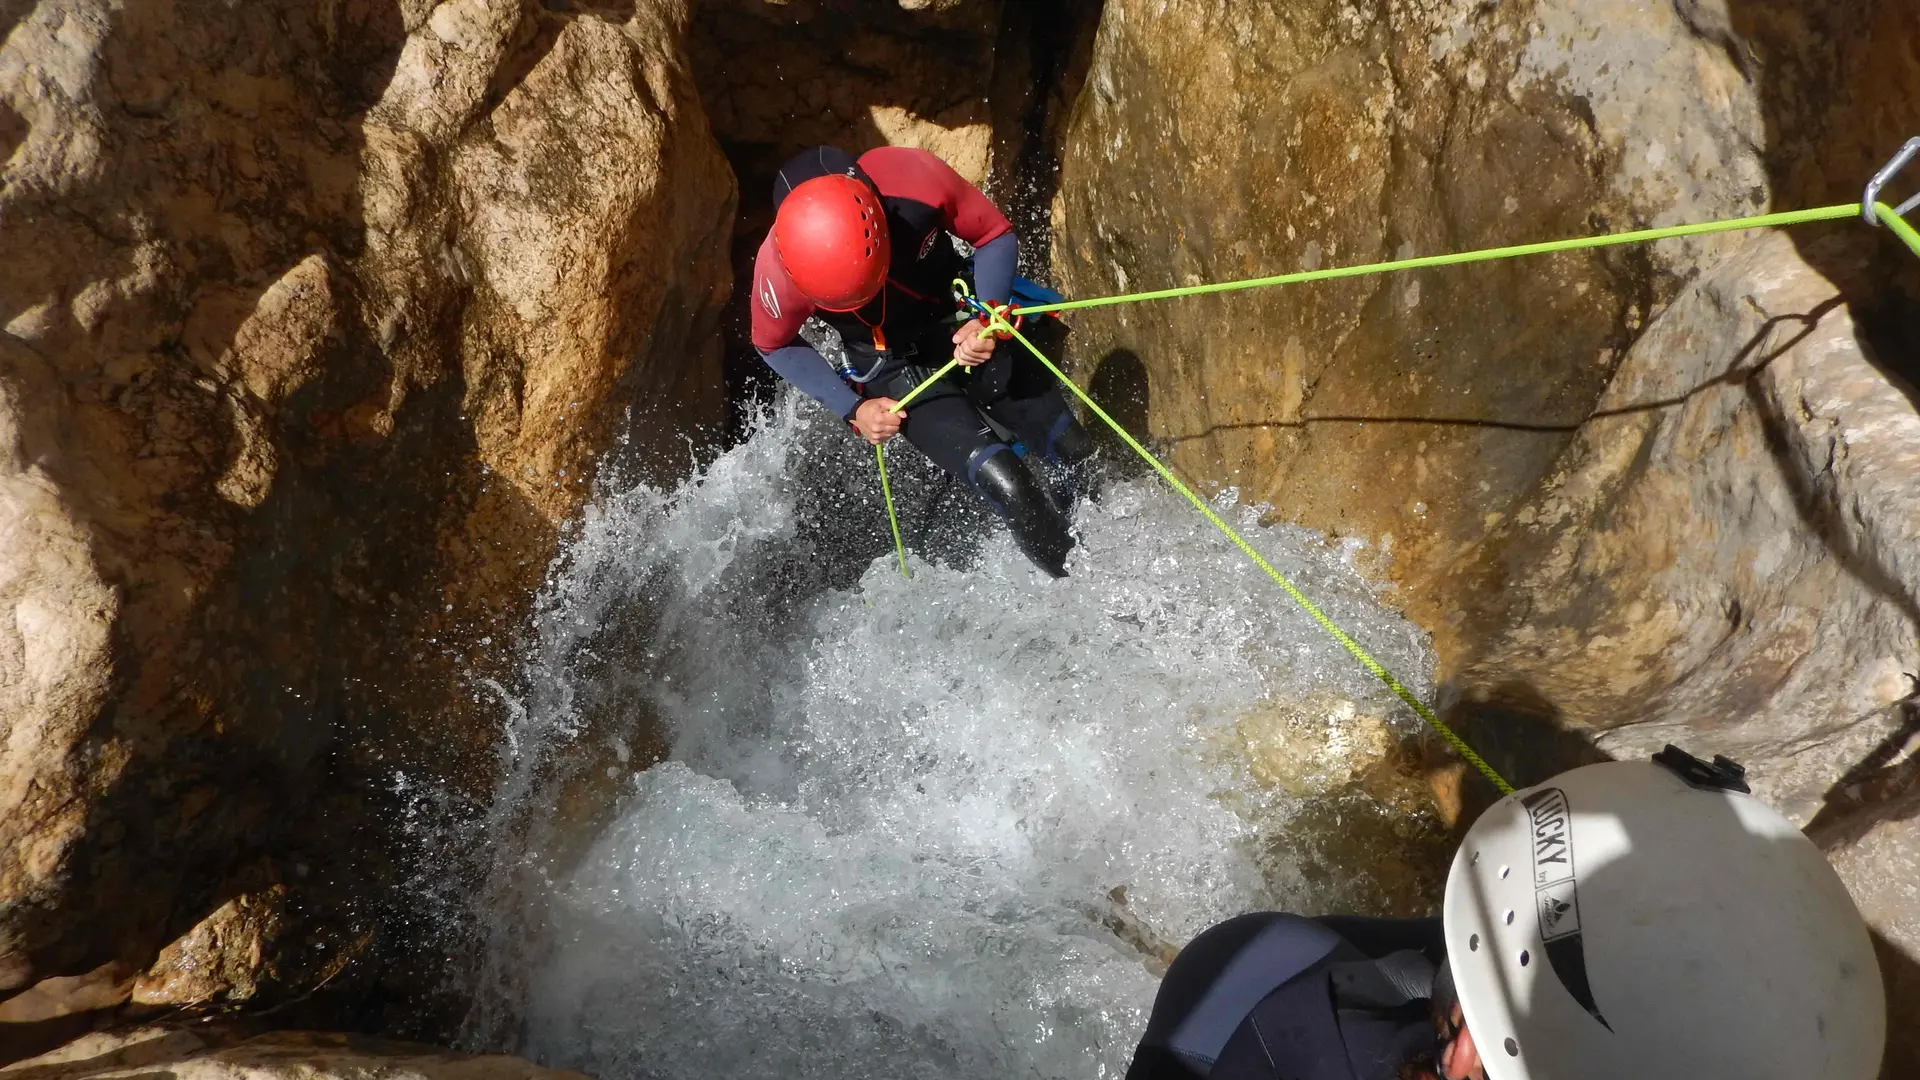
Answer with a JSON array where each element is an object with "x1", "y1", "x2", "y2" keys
[
  {"x1": 0, "y1": 0, "x2": 732, "y2": 1031},
  {"x1": 3, "y1": 1027, "x2": 585, "y2": 1080},
  {"x1": 690, "y1": 0, "x2": 1004, "y2": 188},
  {"x1": 1051, "y1": 0, "x2": 1761, "y2": 593}
]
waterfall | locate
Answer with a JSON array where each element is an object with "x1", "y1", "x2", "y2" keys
[{"x1": 460, "y1": 392, "x2": 1442, "y2": 1079}]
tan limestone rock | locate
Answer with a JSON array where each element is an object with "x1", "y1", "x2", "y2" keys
[
  {"x1": 689, "y1": 0, "x2": 1005, "y2": 188},
  {"x1": 1052, "y1": 0, "x2": 1726, "y2": 594},
  {"x1": 1049, "y1": 0, "x2": 1920, "y2": 1044},
  {"x1": 130, "y1": 887, "x2": 290, "y2": 1009},
  {"x1": 1439, "y1": 232, "x2": 1920, "y2": 814},
  {"x1": 0, "y1": 0, "x2": 732, "y2": 1013}
]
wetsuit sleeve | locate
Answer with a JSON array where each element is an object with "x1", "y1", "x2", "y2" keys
[
  {"x1": 858, "y1": 146, "x2": 1013, "y2": 248},
  {"x1": 759, "y1": 344, "x2": 861, "y2": 421},
  {"x1": 1127, "y1": 913, "x2": 1346, "y2": 1080},
  {"x1": 750, "y1": 231, "x2": 816, "y2": 352},
  {"x1": 971, "y1": 232, "x2": 1017, "y2": 306}
]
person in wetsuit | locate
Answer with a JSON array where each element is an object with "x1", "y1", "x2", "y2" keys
[
  {"x1": 751, "y1": 145, "x2": 1093, "y2": 577},
  {"x1": 1129, "y1": 912, "x2": 1459, "y2": 1080},
  {"x1": 1124, "y1": 752, "x2": 1887, "y2": 1080}
]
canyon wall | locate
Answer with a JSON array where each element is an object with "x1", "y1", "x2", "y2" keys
[
  {"x1": 1051, "y1": 0, "x2": 1920, "y2": 1068},
  {"x1": 0, "y1": 0, "x2": 733, "y2": 1036}
]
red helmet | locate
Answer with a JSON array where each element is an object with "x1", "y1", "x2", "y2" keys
[{"x1": 772, "y1": 174, "x2": 889, "y2": 311}]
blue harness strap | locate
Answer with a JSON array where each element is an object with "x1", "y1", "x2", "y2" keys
[{"x1": 1010, "y1": 275, "x2": 1066, "y2": 309}]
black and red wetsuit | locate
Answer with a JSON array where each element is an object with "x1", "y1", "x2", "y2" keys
[{"x1": 751, "y1": 146, "x2": 1083, "y2": 497}]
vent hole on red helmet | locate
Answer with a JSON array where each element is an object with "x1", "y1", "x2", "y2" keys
[
  {"x1": 1503, "y1": 910, "x2": 1514, "y2": 925},
  {"x1": 1504, "y1": 1038, "x2": 1519, "y2": 1058},
  {"x1": 1518, "y1": 949, "x2": 1531, "y2": 967},
  {"x1": 1468, "y1": 934, "x2": 1479, "y2": 952}
]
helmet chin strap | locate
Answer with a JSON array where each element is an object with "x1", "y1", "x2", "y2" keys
[{"x1": 848, "y1": 286, "x2": 888, "y2": 353}]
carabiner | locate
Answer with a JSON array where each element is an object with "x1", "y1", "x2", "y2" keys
[{"x1": 1863, "y1": 136, "x2": 1920, "y2": 226}]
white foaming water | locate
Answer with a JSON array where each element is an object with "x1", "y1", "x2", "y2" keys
[{"x1": 466, "y1": 393, "x2": 1437, "y2": 1080}]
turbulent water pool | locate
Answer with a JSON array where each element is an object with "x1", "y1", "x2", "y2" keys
[{"x1": 458, "y1": 393, "x2": 1448, "y2": 1079}]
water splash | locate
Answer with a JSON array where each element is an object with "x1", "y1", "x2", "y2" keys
[{"x1": 463, "y1": 392, "x2": 1442, "y2": 1079}]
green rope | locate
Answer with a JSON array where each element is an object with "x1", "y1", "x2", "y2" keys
[
  {"x1": 980, "y1": 306, "x2": 1514, "y2": 794},
  {"x1": 1875, "y1": 201, "x2": 1920, "y2": 258},
  {"x1": 863, "y1": 199, "x2": 1912, "y2": 787},
  {"x1": 889, "y1": 357, "x2": 962, "y2": 414},
  {"x1": 876, "y1": 443, "x2": 910, "y2": 578},
  {"x1": 887, "y1": 283, "x2": 1011, "y2": 415},
  {"x1": 1017, "y1": 203, "x2": 1864, "y2": 317}
]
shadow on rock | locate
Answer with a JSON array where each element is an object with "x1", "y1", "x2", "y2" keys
[
  {"x1": 1432, "y1": 680, "x2": 1613, "y2": 830},
  {"x1": 1723, "y1": 0, "x2": 1920, "y2": 405}
]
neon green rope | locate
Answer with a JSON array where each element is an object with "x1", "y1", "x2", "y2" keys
[
  {"x1": 1018, "y1": 203, "x2": 1863, "y2": 317},
  {"x1": 866, "y1": 200, "x2": 1905, "y2": 787},
  {"x1": 889, "y1": 357, "x2": 961, "y2": 414},
  {"x1": 980, "y1": 306, "x2": 1514, "y2": 794},
  {"x1": 875, "y1": 443, "x2": 910, "y2": 578},
  {"x1": 1875, "y1": 202, "x2": 1920, "y2": 258}
]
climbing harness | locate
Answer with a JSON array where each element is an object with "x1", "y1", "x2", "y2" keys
[
  {"x1": 865, "y1": 141, "x2": 1920, "y2": 795},
  {"x1": 874, "y1": 279, "x2": 1020, "y2": 419}
]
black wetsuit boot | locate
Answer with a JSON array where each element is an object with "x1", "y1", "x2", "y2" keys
[{"x1": 971, "y1": 447, "x2": 1074, "y2": 577}]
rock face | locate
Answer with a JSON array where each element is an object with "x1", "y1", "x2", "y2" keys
[
  {"x1": 3, "y1": 1027, "x2": 586, "y2": 1080},
  {"x1": 1052, "y1": 0, "x2": 1779, "y2": 591},
  {"x1": 0, "y1": 0, "x2": 732, "y2": 1018},
  {"x1": 1051, "y1": 0, "x2": 1920, "y2": 1066},
  {"x1": 690, "y1": 0, "x2": 1005, "y2": 189},
  {"x1": 1437, "y1": 232, "x2": 1920, "y2": 813}
]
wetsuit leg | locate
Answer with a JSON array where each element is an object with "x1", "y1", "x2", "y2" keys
[
  {"x1": 965, "y1": 343, "x2": 1104, "y2": 510},
  {"x1": 971, "y1": 447, "x2": 1073, "y2": 576},
  {"x1": 867, "y1": 366, "x2": 1074, "y2": 577},
  {"x1": 879, "y1": 386, "x2": 992, "y2": 478},
  {"x1": 967, "y1": 347, "x2": 1090, "y2": 466}
]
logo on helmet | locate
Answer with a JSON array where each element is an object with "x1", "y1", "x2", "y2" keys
[
  {"x1": 1530, "y1": 787, "x2": 1572, "y2": 885},
  {"x1": 1538, "y1": 883, "x2": 1581, "y2": 940},
  {"x1": 759, "y1": 276, "x2": 781, "y2": 320},
  {"x1": 1522, "y1": 787, "x2": 1612, "y2": 1031}
]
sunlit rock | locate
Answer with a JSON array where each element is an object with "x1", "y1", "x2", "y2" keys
[{"x1": 0, "y1": 0, "x2": 731, "y2": 1010}]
